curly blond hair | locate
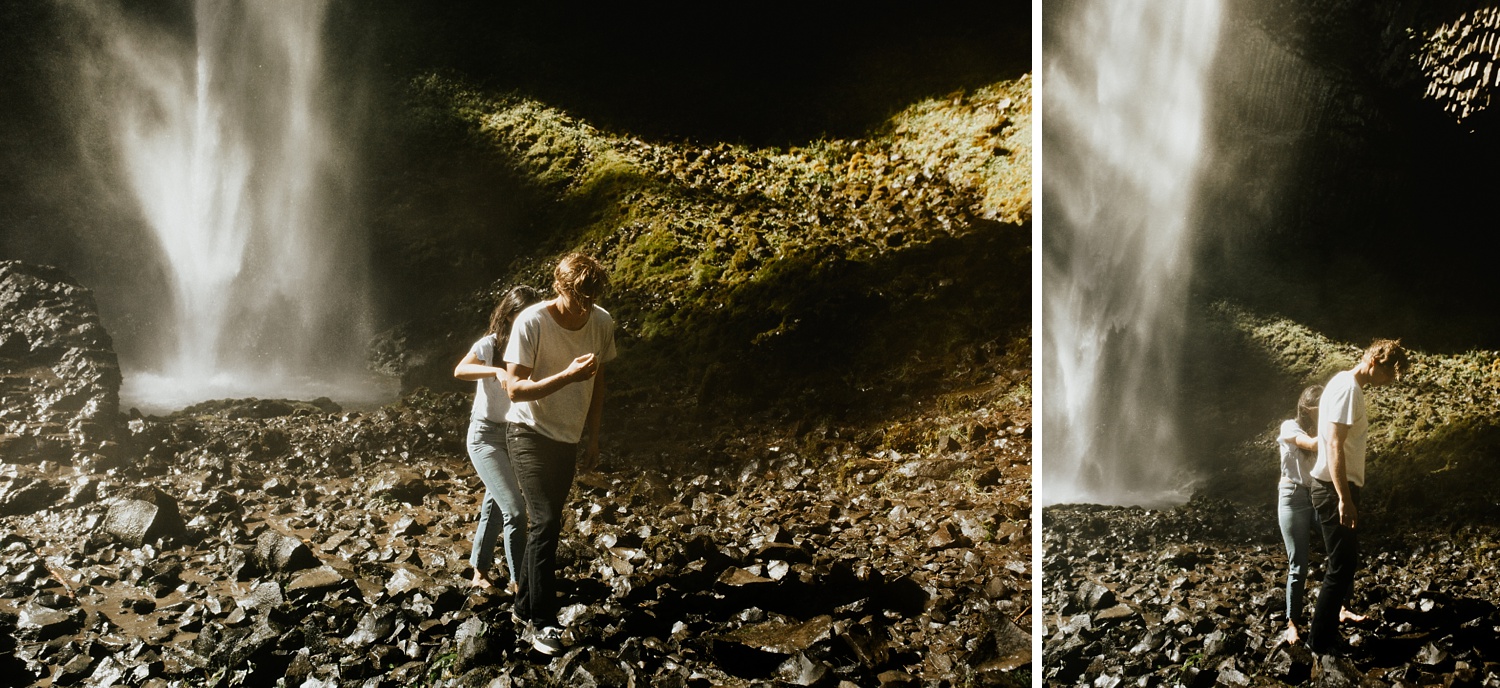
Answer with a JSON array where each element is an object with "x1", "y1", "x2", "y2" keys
[
  {"x1": 553, "y1": 253, "x2": 609, "y2": 300},
  {"x1": 1364, "y1": 338, "x2": 1410, "y2": 376}
]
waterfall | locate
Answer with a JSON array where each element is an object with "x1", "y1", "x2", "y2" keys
[
  {"x1": 1041, "y1": 0, "x2": 1223, "y2": 506},
  {"x1": 68, "y1": 0, "x2": 393, "y2": 412}
]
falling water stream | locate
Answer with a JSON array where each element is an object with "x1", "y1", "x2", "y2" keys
[
  {"x1": 74, "y1": 0, "x2": 394, "y2": 412},
  {"x1": 1042, "y1": 0, "x2": 1224, "y2": 506}
]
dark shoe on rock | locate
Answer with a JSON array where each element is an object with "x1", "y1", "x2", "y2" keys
[{"x1": 527, "y1": 623, "x2": 565, "y2": 656}]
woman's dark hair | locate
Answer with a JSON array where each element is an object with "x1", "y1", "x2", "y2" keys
[
  {"x1": 487, "y1": 285, "x2": 544, "y2": 350},
  {"x1": 1296, "y1": 384, "x2": 1323, "y2": 435}
]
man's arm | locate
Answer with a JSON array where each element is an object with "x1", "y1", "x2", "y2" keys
[
  {"x1": 1322, "y1": 419, "x2": 1357, "y2": 529},
  {"x1": 505, "y1": 355, "x2": 597, "y2": 402}
]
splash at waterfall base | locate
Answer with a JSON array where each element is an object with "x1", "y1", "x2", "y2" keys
[
  {"x1": 1044, "y1": 306, "x2": 1500, "y2": 685},
  {"x1": 58, "y1": 0, "x2": 384, "y2": 414}
]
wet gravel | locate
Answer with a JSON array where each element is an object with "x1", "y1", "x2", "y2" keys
[
  {"x1": 1, "y1": 389, "x2": 1030, "y2": 687},
  {"x1": 1044, "y1": 497, "x2": 1500, "y2": 687}
]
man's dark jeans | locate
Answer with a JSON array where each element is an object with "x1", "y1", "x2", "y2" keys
[
  {"x1": 1309, "y1": 478, "x2": 1360, "y2": 653},
  {"x1": 506, "y1": 423, "x2": 577, "y2": 625}
]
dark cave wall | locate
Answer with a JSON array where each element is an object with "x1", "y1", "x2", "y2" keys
[{"x1": 1195, "y1": 0, "x2": 1500, "y2": 352}]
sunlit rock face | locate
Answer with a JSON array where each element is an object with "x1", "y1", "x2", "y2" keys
[
  {"x1": 0, "y1": 261, "x2": 121, "y2": 463},
  {"x1": 63, "y1": 0, "x2": 392, "y2": 413},
  {"x1": 1417, "y1": 7, "x2": 1500, "y2": 124},
  {"x1": 1041, "y1": 0, "x2": 1223, "y2": 507}
]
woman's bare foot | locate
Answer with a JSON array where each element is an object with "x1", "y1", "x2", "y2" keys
[
  {"x1": 1284, "y1": 620, "x2": 1302, "y2": 645},
  {"x1": 1339, "y1": 607, "x2": 1367, "y2": 623},
  {"x1": 507, "y1": 580, "x2": 519, "y2": 596},
  {"x1": 470, "y1": 571, "x2": 494, "y2": 590}
]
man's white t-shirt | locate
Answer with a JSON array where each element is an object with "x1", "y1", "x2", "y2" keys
[
  {"x1": 468, "y1": 334, "x2": 511, "y2": 422},
  {"x1": 503, "y1": 302, "x2": 617, "y2": 444},
  {"x1": 1312, "y1": 370, "x2": 1368, "y2": 487}
]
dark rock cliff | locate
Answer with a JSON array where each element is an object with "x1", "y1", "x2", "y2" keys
[{"x1": 0, "y1": 261, "x2": 121, "y2": 467}]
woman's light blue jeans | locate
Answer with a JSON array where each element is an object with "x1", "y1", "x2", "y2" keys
[
  {"x1": 467, "y1": 418, "x2": 527, "y2": 580},
  {"x1": 1277, "y1": 480, "x2": 1313, "y2": 626}
]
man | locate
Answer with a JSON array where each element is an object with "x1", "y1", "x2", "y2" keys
[
  {"x1": 1306, "y1": 338, "x2": 1409, "y2": 654},
  {"x1": 503, "y1": 252, "x2": 615, "y2": 655}
]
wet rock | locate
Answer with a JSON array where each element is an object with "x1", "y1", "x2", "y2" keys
[
  {"x1": 1415, "y1": 641, "x2": 1450, "y2": 666},
  {"x1": 877, "y1": 669, "x2": 916, "y2": 687},
  {"x1": 286, "y1": 565, "x2": 347, "y2": 595},
  {"x1": 724, "y1": 615, "x2": 834, "y2": 655},
  {"x1": 0, "y1": 328, "x2": 1031, "y2": 686},
  {"x1": 54, "y1": 651, "x2": 95, "y2": 685},
  {"x1": 239, "y1": 581, "x2": 285, "y2": 613},
  {"x1": 84, "y1": 656, "x2": 127, "y2": 688},
  {"x1": 1313, "y1": 653, "x2": 1362, "y2": 688},
  {"x1": 451, "y1": 615, "x2": 494, "y2": 674},
  {"x1": 253, "y1": 530, "x2": 318, "y2": 572},
  {"x1": 371, "y1": 469, "x2": 430, "y2": 504},
  {"x1": 0, "y1": 475, "x2": 66, "y2": 516},
  {"x1": 1076, "y1": 579, "x2": 1115, "y2": 610},
  {"x1": 926, "y1": 521, "x2": 963, "y2": 549},
  {"x1": 390, "y1": 513, "x2": 426, "y2": 537},
  {"x1": 345, "y1": 605, "x2": 400, "y2": 649},
  {"x1": 385, "y1": 566, "x2": 428, "y2": 598},
  {"x1": 0, "y1": 261, "x2": 122, "y2": 455},
  {"x1": 101, "y1": 493, "x2": 186, "y2": 547},
  {"x1": 969, "y1": 613, "x2": 1032, "y2": 673},
  {"x1": 177, "y1": 397, "x2": 339, "y2": 420},
  {"x1": 1266, "y1": 644, "x2": 1314, "y2": 683},
  {"x1": 717, "y1": 566, "x2": 775, "y2": 588},
  {"x1": 16, "y1": 602, "x2": 84, "y2": 641},
  {"x1": 778, "y1": 652, "x2": 830, "y2": 686},
  {"x1": 210, "y1": 617, "x2": 282, "y2": 674},
  {"x1": 563, "y1": 654, "x2": 632, "y2": 688},
  {"x1": 140, "y1": 560, "x2": 184, "y2": 597}
]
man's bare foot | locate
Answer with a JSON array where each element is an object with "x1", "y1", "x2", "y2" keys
[
  {"x1": 1339, "y1": 607, "x2": 1367, "y2": 623},
  {"x1": 1284, "y1": 620, "x2": 1302, "y2": 645},
  {"x1": 470, "y1": 571, "x2": 494, "y2": 590}
]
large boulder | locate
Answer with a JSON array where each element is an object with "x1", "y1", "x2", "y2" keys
[
  {"x1": 101, "y1": 487, "x2": 187, "y2": 547},
  {"x1": 0, "y1": 261, "x2": 121, "y2": 461}
]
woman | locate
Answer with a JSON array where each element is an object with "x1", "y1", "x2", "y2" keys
[
  {"x1": 453, "y1": 285, "x2": 542, "y2": 591},
  {"x1": 1277, "y1": 385, "x2": 1321, "y2": 644},
  {"x1": 1277, "y1": 384, "x2": 1365, "y2": 643}
]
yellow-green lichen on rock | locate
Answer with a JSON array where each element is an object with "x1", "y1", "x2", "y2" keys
[
  {"x1": 1221, "y1": 302, "x2": 1500, "y2": 519},
  {"x1": 409, "y1": 71, "x2": 1031, "y2": 364}
]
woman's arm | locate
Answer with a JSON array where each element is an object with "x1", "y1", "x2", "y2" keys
[
  {"x1": 454, "y1": 351, "x2": 506, "y2": 382},
  {"x1": 1292, "y1": 433, "x2": 1318, "y2": 452}
]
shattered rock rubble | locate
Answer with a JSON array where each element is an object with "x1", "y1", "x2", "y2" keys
[
  {"x1": 1044, "y1": 499, "x2": 1500, "y2": 687},
  {"x1": 0, "y1": 262, "x2": 1032, "y2": 687}
]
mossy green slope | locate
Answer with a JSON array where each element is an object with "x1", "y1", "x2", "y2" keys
[
  {"x1": 395, "y1": 73, "x2": 1031, "y2": 415},
  {"x1": 1213, "y1": 303, "x2": 1500, "y2": 523}
]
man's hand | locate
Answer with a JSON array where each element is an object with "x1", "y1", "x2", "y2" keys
[
  {"x1": 1338, "y1": 497, "x2": 1358, "y2": 529},
  {"x1": 563, "y1": 353, "x2": 598, "y2": 382},
  {"x1": 579, "y1": 437, "x2": 600, "y2": 472}
]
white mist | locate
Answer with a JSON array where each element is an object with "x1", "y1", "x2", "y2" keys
[{"x1": 71, "y1": 0, "x2": 394, "y2": 413}]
